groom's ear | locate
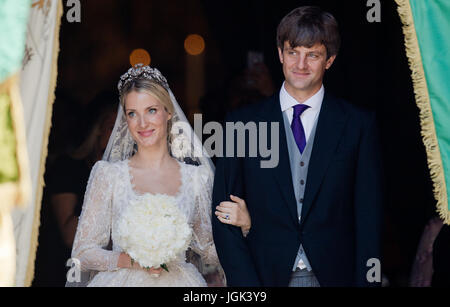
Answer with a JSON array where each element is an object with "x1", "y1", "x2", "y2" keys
[
  {"x1": 277, "y1": 47, "x2": 284, "y2": 64},
  {"x1": 325, "y1": 54, "x2": 336, "y2": 70}
]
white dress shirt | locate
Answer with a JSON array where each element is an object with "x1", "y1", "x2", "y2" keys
[{"x1": 279, "y1": 82, "x2": 324, "y2": 144}]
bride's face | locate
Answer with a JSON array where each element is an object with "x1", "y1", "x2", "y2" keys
[{"x1": 124, "y1": 90, "x2": 172, "y2": 149}]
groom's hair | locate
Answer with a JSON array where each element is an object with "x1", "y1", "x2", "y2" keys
[{"x1": 277, "y1": 6, "x2": 340, "y2": 59}]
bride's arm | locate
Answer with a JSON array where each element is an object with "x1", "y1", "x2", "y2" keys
[
  {"x1": 189, "y1": 165, "x2": 220, "y2": 266},
  {"x1": 215, "y1": 195, "x2": 251, "y2": 237},
  {"x1": 71, "y1": 161, "x2": 121, "y2": 272}
]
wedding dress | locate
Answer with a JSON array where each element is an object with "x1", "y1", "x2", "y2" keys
[
  {"x1": 71, "y1": 159, "x2": 218, "y2": 287},
  {"x1": 69, "y1": 65, "x2": 220, "y2": 287}
]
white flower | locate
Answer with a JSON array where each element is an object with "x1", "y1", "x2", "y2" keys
[{"x1": 116, "y1": 194, "x2": 192, "y2": 269}]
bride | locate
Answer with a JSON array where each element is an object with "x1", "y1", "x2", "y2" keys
[{"x1": 70, "y1": 65, "x2": 250, "y2": 287}]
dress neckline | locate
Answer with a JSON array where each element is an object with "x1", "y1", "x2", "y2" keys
[{"x1": 125, "y1": 158, "x2": 185, "y2": 199}]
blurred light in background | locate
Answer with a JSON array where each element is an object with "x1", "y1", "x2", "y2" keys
[
  {"x1": 130, "y1": 48, "x2": 151, "y2": 66},
  {"x1": 184, "y1": 34, "x2": 205, "y2": 56}
]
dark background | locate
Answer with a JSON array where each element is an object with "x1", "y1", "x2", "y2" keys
[{"x1": 42, "y1": 0, "x2": 436, "y2": 286}]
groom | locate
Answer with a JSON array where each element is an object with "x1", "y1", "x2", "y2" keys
[{"x1": 212, "y1": 6, "x2": 383, "y2": 287}]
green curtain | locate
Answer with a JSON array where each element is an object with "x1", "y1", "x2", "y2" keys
[
  {"x1": 0, "y1": 94, "x2": 18, "y2": 183},
  {"x1": 0, "y1": 0, "x2": 31, "y2": 83},
  {"x1": 0, "y1": 0, "x2": 31, "y2": 184},
  {"x1": 396, "y1": 0, "x2": 450, "y2": 223}
]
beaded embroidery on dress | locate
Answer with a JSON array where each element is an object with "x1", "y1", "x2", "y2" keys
[{"x1": 71, "y1": 160, "x2": 218, "y2": 286}]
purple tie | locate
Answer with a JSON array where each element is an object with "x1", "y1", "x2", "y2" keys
[{"x1": 291, "y1": 104, "x2": 310, "y2": 154}]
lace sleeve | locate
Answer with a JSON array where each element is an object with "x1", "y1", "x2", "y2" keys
[
  {"x1": 189, "y1": 164, "x2": 219, "y2": 266},
  {"x1": 71, "y1": 161, "x2": 121, "y2": 272}
]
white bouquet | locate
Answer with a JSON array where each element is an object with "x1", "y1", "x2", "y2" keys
[{"x1": 116, "y1": 194, "x2": 192, "y2": 272}]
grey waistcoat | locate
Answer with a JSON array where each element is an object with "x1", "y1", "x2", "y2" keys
[{"x1": 282, "y1": 110, "x2": 319, "y2": 272}]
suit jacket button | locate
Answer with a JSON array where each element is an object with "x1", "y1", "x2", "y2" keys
[
  {"x1": 300, "y1": 180, "x2": 305, "y2": 185},
  {"x1": 300, "y1": 198, "x2": 303, "y2": 203},
  {"x1": 300, "y1": 162, "x2": 305, "y2": 167}
]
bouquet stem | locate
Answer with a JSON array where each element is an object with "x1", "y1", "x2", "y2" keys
[{"x1": 161, "y1": 264, "x2": 169, "y2": 272}]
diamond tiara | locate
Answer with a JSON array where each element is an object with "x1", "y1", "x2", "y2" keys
[{"x1": 117, "y1": 64, "x2": 169, "y2": 93}]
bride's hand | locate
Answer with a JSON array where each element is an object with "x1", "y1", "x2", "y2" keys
[
  {"x1": 143, "y1": 266, "x2": 164, "y2": 276},
  {"x1": 118, "y1": 253, "x2": 163, "y2": 275},
  {"x1": 215, "y1": 195, "x2": 251, "y2": 234}
]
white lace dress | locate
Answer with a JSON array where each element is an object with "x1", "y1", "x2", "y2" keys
[{"x1": 71, "y1": 159, "x2": 219, "y2": 287}]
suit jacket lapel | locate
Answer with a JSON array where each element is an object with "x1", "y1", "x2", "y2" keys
[
  {"x1": 301, "y1": 92, "x2": 348, "y2": 223},
  {"x1": 256, "y1": 94, "x2": 299, "y2": 225}
]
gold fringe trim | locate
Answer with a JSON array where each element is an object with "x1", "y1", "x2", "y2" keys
[
  {"x1": 0, "y1": 201, "x2": 16, "y2": 286},
  {"x1": 395, "y1": 0, "x2": 450, "y2": 224},
  {"x1": 0, "y1": 74, "x2": 31, "y2": 287},
  {"x1": 0, "y1": 183, "x2": 19, "y2": 212},
  {"x1": 24, "y1": 0, "x2": 64, "y2": 287},
  {"x1": 8, "y1": 76, "x2": 31, "y2": 207},
  {"x1": 0, "y1": 75, "x2": 31, "y2": 208}
]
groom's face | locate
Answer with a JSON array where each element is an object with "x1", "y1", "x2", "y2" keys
[{"x1": 278, "y1": 41, "x2": 336, "y2": 100}]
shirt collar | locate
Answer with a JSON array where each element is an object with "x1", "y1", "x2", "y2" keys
[{"x1": 280, "y1": 82, "x2": 325, "y2": 112}]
